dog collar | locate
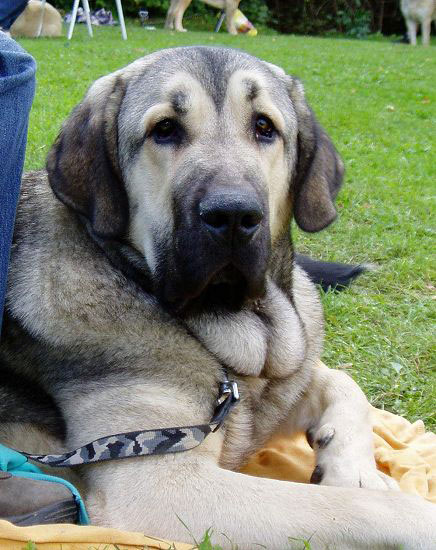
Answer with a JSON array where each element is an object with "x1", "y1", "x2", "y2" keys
[{"x1": 18, "y1": 374, "x2": 239, "y2": 468}]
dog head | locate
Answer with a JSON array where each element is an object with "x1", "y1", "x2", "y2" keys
[{"x1": 47, "y1": 47, "x2": 343, "y2": 314}]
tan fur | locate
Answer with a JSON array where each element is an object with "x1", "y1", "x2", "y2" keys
[
  {"x1": 2, "y1": 48, "x2": 436, "y2": 549},
  {"x1": 127, "y1": 72, "x2": 217, "y2": 273},
  {"x1": 226, "y1": 70, "x2": 293, "y2": 240},
  {"x1": 10, "y1": 0, "x2": 62, "y2": 38},
  {"x1": 165, "y1": 0, "x2": 241, "y2": 34},
  {"x1": 401, "y1": 0, "x2": 435, "y2": 45}
]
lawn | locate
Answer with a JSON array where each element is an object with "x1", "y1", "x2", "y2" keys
[{"x1": 18, "y1": 24, "x2": 435, "y2": 429}]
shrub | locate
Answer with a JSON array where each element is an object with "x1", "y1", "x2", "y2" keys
[{"x1": 266, "y1": 0, "x2": 406, "y2": 36}]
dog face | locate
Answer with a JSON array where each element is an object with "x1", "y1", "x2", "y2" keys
[{"x1": 47, "y1": 47, "x2": 343, "y2": 314}]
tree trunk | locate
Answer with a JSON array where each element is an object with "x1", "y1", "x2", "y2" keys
[{"x1": 378, "y1": 0, "x2": 385, "y2": 33}]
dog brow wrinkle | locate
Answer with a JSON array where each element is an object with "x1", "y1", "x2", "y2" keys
[
  {"x1": 244, "y1": 79, "x2": 259, "y2": 102},
  {"x1": 170, "y1": 90, "x2": 189, "y2": 116}
]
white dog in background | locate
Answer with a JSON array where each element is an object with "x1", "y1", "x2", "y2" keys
[{"x1": 400, "y1": 0, "x2": 435, "y2": 45}]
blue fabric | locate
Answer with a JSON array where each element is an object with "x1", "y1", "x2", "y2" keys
[
  {"x1": 0, "y1": 1, "x2": 28, "y2": 30},
  {"x1": 0, "y1": 36, "x2": 89, "y2": 527},
  {"x1": 0, "y1": 443, "x2": 90, "y2": 525},
  {"x1": 0, "y1": 33, "x2": 36, "y2": 334}
]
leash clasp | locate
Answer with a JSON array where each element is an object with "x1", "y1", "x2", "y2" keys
[
  {"x1": 219, "y1": 380, "x2": 239, "y2": 403},
  {"x1": 211, "y1": 378, "x2": 239, "y2": 432}
]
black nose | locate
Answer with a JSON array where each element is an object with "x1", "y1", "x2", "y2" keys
[{"x1": 199, "y1": 192, "x2": 264, "y2": 244}]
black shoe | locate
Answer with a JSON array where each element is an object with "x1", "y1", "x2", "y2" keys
[{"x1": 0, "y1": 471, "x2": 78, "y2": 526}]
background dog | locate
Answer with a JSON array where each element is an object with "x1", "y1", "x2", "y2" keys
[
  {"x1": 1, "y1": 47, "x2": 435, "y2": 548},
  {"x1": 401, "y1": 0, "x2": 435, "y2": 45},
  {"x1": 10, "y1": 0, "x2": 62, "y2": 38},
  {"x1": 165, "y1": 0, "x2": 240, "y2": 33}
]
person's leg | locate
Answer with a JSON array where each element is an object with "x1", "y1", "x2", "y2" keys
[
  {"x1": 0, "y1": 36, "x2": 88, "y2": 527},
  {"x1": 0, "y1": 34, "x2": 36, "y2": 334}
]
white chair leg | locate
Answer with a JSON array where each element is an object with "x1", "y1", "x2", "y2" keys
[
  {"x1": 36, "y1": 0, "x2": 47, "y2": 37},
  {"x1": 82, "y1": 0, "x2": 93, "y2": 37},
  {"x1": 114, "y1": 0, "x2": 127, "y2": 40},
  {"x1": 67, "y1": 0, "x2": 80, "y2": 40}
]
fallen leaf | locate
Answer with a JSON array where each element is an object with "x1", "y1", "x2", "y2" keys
[{"x1": 390, "y1": 362, "x2": 404, "y2": 374}]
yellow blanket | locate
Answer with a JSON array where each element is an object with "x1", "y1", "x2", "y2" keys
[
  {"x1": 1, "y1": 407, "x2": 434, "y2": 549},
  {"x1": 0, "y1": 521, "x2": 193, "y2": 550},
  {"x1": 241, "y1": 407, "x2": 436, "y2": 504}
]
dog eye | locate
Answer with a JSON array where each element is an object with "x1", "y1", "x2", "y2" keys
[
  {"x1": 255, "y1": 115, "x2": 276, "y2": 142},
  {"x1": 152, "y1": 119, "x2": 180, "y2": 144}
]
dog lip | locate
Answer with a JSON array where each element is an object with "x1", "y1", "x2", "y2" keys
[
  {"x1": 169, "y1": 261, "x2": 266, "y2": 316},
  {"x1": 209, "y1": 264, "x2": 245, "y2": 286}
]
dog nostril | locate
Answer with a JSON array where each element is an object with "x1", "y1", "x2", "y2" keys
[
  {"x1": 199, "y1": 196, "x2": 264, "y2": 243},
  {"x1": 203, "y1": 212, "x2": 228, "y2": 230},
  {"x1": 241, "y1": 213, "x2": 262, "y2": 230}
]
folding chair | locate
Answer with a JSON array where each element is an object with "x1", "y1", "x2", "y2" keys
[{"x1": 37, "y1": 0, "x2": 127, "y2": 40}]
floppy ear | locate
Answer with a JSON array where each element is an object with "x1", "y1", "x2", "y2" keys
[
  {"x1": 288, "y1": 78, "x2": 344, "y2": 233},
  {"x1": 46, "y1": 74, "x2": 128, "y2": 239}
]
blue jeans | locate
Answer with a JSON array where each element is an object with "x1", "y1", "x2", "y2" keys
[
  {"x1": 0, "y1": 1, "x2": 28, "y2": 30},
  {"x1": 0, "y1": 34, "x2": 36, "y2": 334}
]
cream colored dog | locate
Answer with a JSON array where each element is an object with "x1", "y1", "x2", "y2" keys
[
  {"x1": 10, "y1": 0, "x2": 62, "y2": 38},
  {"x1": 165, "y1": 0, "x2": 240, "y2": 33},
  {"x1": 401, "y1": 0, "x2": 435, "y2": 45}
]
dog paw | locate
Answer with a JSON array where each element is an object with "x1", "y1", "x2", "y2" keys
[
  {"x1": 306, "y1": 423, "x2": 335, "y2": 450},
  {"x1": 306, "y1": 422, "x2": 399, "y2": 491},
  {"x1": 311, "y1": 462, "x2": 400, "y2": 491}
]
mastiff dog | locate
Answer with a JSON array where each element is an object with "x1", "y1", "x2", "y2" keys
[{"x1": 1, "y1": 47, "x2": 435, "y2": 548}]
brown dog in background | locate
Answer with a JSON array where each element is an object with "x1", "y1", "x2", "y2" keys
[
  {"x1": 10, "y1": 0, "x2": 62, "y2": 38},
  {"x1": 165, "y1": 0, "x2": 240, "y2": 33}
]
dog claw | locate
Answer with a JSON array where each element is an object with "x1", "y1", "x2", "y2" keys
[
  {"x1": 306, "y1": 425, "x2": 335, "y2": 449},
  {"x1": 306, "y1": 428, "x2": 315, "y2": 449},
  {"x1": 310, "y1": 465, "x2": 324, "y2": 484},
  {"x1": 317, "y1": 427, "x2": 335, "y2": 449}
]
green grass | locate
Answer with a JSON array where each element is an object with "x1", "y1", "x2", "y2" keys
[{"x1": 18, "y1": 24, "x2": 435, "y2": 429}]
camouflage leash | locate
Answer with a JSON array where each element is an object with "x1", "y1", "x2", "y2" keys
[{"x1": 19, "y1": 377, "x2": 239, "y2": 468}]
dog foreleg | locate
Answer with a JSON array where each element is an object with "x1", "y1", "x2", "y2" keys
[
  {"x1": 288, "y1": 362, "x2": 399, "y2": 491},
  {"x1": 225, "y1": 0, "x2": 239, "y2": 34},
  {"x1": 406, "y1": 18, "x2": 418, "y2": 45},
  {"x1": 165, "y1": 0, "x2": 190, "y2": 31},
  {"x1": 83, "y1": 450, "x2": 436, "y2": 549},
  {"x1": 164, "y1": 0, "x2": 176, "y2": 29},
  {"x1": 421, "y1": 17, "x2": 432, "y2": 45}
]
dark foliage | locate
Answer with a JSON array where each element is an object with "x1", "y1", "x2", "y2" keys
[
  {"x1": 51, "y1": 0, "x2": 407, "y2": 36},
  {"x1": 266, "y1": 0, "x2": 406, "y2": 36}
]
